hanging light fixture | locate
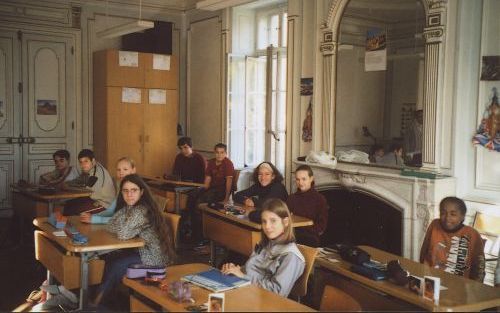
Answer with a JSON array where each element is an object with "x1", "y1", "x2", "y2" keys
[{"x1": 97, "y1": 0, "x2": 154, "y2": 39}]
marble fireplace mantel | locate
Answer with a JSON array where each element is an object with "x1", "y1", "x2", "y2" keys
[{"x1": 294, "y1": 161, "x2": 456, "y2": 260}]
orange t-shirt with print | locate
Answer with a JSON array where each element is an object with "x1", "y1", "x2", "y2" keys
[{"x1": 420, "y1": 219, "x2": 485, "y2": 281}]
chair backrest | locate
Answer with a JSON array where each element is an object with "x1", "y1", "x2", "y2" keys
[
  {"x1": 290, "y1": 244, "x2": 318, "y2": 298},
  {"x1": 319, "y1": 284, "x2": 362, "y2": 311},
  {"x1": 473, "y1": 212, "x2": 500, "y2": 236},
  {"x1": 162, "y1": 212, "x2": 181, "y2": 249},
  {"x1": 152, "y1": 194, "x2": 168, "y2": 212},
  {"x1": 232, "y1": 169, "x2": 241, "y2": 194}
]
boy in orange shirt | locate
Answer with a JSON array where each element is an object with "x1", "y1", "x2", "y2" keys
[{"x1": 420, "y1": 197, "x2": 485, "y2": 282}]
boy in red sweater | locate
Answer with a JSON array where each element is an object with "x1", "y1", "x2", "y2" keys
[{"x1": 420, "y1": 196, "x2": 485, "y2": 282}]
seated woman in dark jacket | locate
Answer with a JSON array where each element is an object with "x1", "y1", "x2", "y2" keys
[{"x1": 234, "y1": 162, "x2": 288, "y2": 222}]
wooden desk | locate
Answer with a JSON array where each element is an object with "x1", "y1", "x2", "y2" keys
[
  {"x1": 200, "y1": 204, "x2": 313, "y2": 264},
  {"x1": 33, "y1": 217, "x2": 144, "y2": 310},
  {"x1": 315, "y1": 246, "x2": 500, "y2": 312},
  {"x1": 141, "y1": 175, "x2": 204, "y2": 213},
  {"x1": 123, "y1": 263, "x2": 315, "y2": 312},
  {"x1": 12, "y1": 184, "x2": 91, "y2": 217}
]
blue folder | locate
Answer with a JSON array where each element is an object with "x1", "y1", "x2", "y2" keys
[{"x1": 182, "y1": 268, "x2": 250, "y2": 292}]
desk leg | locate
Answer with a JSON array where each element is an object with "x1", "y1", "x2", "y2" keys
[
  {"x1": 209, "y1": 241, "x2": 216, "y2": 266},
  {"x1": 79, "y1": 253, "x2": 89, "y2": 310}
]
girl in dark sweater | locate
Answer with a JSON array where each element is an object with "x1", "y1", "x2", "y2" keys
[
  {"x1": 234, "y1": 162, "x2": 288, "y2": 222},
  {"x1": 286, "y1": 165, "x2": 328, "y2": 247}
]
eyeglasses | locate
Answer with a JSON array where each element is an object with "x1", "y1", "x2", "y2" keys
[{"x1": 121, "y1": 188, "x2": 140, "y2": 194}]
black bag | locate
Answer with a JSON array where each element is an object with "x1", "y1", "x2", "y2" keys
[{"x1": 338, "y1": 245, "x2": 371, "y2": 265}]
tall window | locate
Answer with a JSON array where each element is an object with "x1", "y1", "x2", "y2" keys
[{"x1": 228, "y1": 4, "x2": 287, "y2": 173}]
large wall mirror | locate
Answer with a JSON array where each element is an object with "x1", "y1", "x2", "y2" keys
[{"x1": 334, "y1": 0, "x2": 425, "y2": 168}]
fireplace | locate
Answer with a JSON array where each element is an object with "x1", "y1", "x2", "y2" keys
[
  {"x1": 295, "y1": 161, "x2": 456, "y2": 260},
  {"x1": 320, "y1": 187, "x2": 402, "y2": 255}
]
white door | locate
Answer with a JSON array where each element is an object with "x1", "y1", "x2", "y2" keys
[{"x1": 0, "y1": 29, "x2": 77, "y2": 211}]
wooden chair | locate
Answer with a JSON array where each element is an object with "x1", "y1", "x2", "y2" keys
[
  {"x1": 472, "y1": 212, "x2": 500, "y2": 285},
  {"x1": 162, "y1": 212, "x2": 181, "y2": 250},
  {"x1": 290, "y1": 244, "x2": 318, "y2": 302},
  {"x1": 319, "y1": 284, "x2": 362, "y2": 311},
  {"x1": 152, "y1": 194, "x2": 168, "y2": 212}
]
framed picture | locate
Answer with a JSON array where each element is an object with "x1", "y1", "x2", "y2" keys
[
  {"x1": 301, "y1": 78, "x2": 313, "y2": 96},
  {"x1": 480, "y1": 56, "x2": 500, "y2": 81},
  {"x1": 208, "y1": 293, "x2": 225, "y2": 312},
  {"x1": 36, "y1": 99, "x2": 57, "y2": 115}
]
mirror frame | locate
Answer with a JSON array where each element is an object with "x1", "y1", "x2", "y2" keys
[{"x1": 318, "y1": 0, "x2": 448, "y2": 169}]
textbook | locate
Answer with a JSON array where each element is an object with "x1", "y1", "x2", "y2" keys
[
  {"x1": 181, "y1": 268, "x2": 250, "y2": 292},
  {"x1": 83, "y1": 206, "x2": 106, "y2": 215}
]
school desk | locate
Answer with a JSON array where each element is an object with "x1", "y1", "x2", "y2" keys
[
  {"x1": 141, "y1": 174, "x2": 204, "y2": 214},
  {"x1": 33, "y1": 216, "x2": 144, "y2": 310},
  {"x1": 199, "y1": 204, "x2": 313, "y2": 265},
  {"x1": 314, "y1": 245, "x2": 500, "y2": 312},
  {"x1": 123, "y1": 263, "x2": 315, "y2": 312},
  {"x1": 12, "y1": 183, "x2": 91, "y2": 217}
]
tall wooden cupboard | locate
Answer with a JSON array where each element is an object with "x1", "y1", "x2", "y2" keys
[{"x1": 93, "y1": 49, "x2": 178, "y2": 178}]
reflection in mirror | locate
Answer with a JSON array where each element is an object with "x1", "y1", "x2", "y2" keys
[{"x1": 334, "y1": 0, "x2": 425, "y2": 168}]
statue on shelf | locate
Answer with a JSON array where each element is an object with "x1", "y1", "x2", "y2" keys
[{"x1": 473, "y1": 87, "x2": 500, "y2": 152}]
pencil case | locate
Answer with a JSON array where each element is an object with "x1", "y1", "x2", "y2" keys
[{"x1": 126, "y1": 264, "x2": 166, "y2": 279}]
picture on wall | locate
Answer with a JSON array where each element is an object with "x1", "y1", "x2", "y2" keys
[
  {"x1": 300, "y1": 78, "x2": 313, "y2": 95},
  {"x1": 472, "y1": 87, "x2": 500, "y2": 152},
  {"x1": 36, "y1": 100, "x2": 57, "y2": 115},
  {"x1": 480, "y1": 56, "x2": 500, "y2": 81}
]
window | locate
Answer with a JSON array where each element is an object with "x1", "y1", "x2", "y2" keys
[{"x1": 228, "y1": 4, "x2": 287, "y2": 173}]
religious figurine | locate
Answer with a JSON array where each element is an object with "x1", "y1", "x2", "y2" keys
[{"x1": 473, "y1": 87, "x2": 500, "y2": 152}]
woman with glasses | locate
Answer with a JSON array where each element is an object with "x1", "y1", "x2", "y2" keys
[{"x1": 92, "y1": 174, "x2": 175, "y2": 306}]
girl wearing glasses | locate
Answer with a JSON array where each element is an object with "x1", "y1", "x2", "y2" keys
[{"x1": 92, "y1": 174, "x2": 175, "y2": 306}]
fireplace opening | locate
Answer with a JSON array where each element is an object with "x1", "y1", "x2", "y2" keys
[{"x1": 319, "y1": 187, "x2": 402, "y2": 256}]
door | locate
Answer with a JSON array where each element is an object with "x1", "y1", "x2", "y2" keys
[{"x1": 0, "y1": 29, "x2": 77, "y2": 210}]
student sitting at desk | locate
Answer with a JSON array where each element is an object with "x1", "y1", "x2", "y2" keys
[
  {"x1": 221, "y1": 199, "x2": 305, "y2": 297},
  {"x1": 169, "y1": 136, "x2": 206, "y2": 183},
  {"x1": 39, "y1": 149, "x2": 79, "y2": 186},
  {"x1": 93, "y1": 174, "x2": 175, "y2": 306},
  {"x1": 80, "y1": 157, "x2": 136, "y2": 224},
  {"x1": 234, "y1": 162, "x2": 288, "y2": 207},
  {"x1": 63, "y1": 149, "x2": 116, "y2": 216},
  {"x1": 287, "y1": 165, "x2": 328, "y2": 247},
  {"x1": 234, "y1": 162, "x2": 288, "y2": 223},
  {"x1": 420, "y1": 196, "x2": 485, "y2": 282}
]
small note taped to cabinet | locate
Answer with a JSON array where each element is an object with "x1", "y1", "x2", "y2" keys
[
  {"x1": 119, "y1": 51, "x2": 139, "y2": 67},
  {"x1": 153, "y1": 54, "x2": 170, "y2": 70},
  {"x1": 149, "y1": 89, "x2": 167, "y2": 104},
  {"x1": 122, "y1": 87, "x2": 141, "y2": 103}
]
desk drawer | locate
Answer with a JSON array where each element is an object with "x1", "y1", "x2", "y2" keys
[{"x1": 34, "y1": 231, "x2": 105, "y2": 290}]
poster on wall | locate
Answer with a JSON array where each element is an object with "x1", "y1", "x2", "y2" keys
[
  {"x1": 472, "y1": 87, "x2": 500, "y2": 151},
  {"x1": 480, "y1": 56, "x2": 500, "y2": 81},
  {"x1": 300, "y1": 78, "x2": 313, "y2": 95},
  {"x1": 36, "y1": 100, "x2": 57, "y2": 115},
  {"x1": 365, "y1": 28, "x2": 387, "y2": 72}
]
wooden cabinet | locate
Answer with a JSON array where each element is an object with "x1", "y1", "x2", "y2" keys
[{"x1": 93, "y1": 50, "x2": 178, "y2": 177}]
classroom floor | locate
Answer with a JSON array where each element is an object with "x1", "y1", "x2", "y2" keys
[{"x1": 0, "y1": 216, "x2": 219, "y2": 311}]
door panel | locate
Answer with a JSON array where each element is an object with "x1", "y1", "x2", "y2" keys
[
  {"x1": 22, "y1": 32, "x2": 76, "y2": 183},
  {"x1": 0, "y1": 31, "x2": 21, "y2": 209}
]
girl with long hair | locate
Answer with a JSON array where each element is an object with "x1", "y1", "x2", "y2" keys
[{"x1": 221, "y1": 198, "x2": 304, "y2": 297}]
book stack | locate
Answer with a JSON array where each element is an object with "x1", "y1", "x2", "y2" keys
[{"x1": 182, "y1": 268, "x2": 250, "y2": 292}]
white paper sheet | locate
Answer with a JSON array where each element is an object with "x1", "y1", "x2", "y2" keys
[
  {"x1": 153, "y1": 54, "x2": 170, "y2": 71},
  {"x1": 119, "y1": 51, "x2": 139, "y2": 67},
  {"x1": 122, "y1": 87, "x2": 141, "y2": 103},
  {"x1": 149, "y1": 89, "x2": 167, "y2": 104}
]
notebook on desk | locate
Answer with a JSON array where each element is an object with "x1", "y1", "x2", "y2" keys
[{"x1": 182, "y1": 268, "x2": 250, "y2": 292}]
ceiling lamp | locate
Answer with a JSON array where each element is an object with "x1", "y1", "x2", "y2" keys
[{"x1": 97, "y1": 0, "x2": 154, "y2": 39}]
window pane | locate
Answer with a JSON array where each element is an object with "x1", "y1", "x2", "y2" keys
[
  {"x1": 282, "y1": 13, "x2": 287, "y2": 47},
  {"x1": 270, "y1": 14, "x2": 279, "y2": 47},
  {"x1": 257, "y1": 17, "x2": 268, "y2": 50}
]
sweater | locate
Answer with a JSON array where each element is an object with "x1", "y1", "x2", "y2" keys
[
  {"x1": 67, "y1": 162, "x2": 116, "y2": 208},
  {"x1": 90, "y1": 198, "x2": 116, "y2": 224},
  {"x1": 420, "y1": 219, "x2": 485, "y2": 281},
  {"x1": 233, "y1": 182, "x2": 288, "y2": 208},
  {"x1": 172, "y1": 151, "x2": 206, "y2": 183},
  {"x1": 242, "y1": 241, "x2": 305, "y2": 297},
  {"x1": 107, "y1": 204, "x2": 168, "y2": 266},
  {"x1": 286, "y1": 188, "x2": 328, "y2": 240}
]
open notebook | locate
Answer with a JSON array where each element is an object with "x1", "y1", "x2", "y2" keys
[{"x1": 182, "y1": 268, "x2": 250, "y2": 292}]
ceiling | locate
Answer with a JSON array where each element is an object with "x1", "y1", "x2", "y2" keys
[{"x1": 344, "y1": 0, "x2": 425, "y2": 23}]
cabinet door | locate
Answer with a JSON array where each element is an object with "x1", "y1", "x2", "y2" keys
[
  {"x1": 0, "y1": 31, "x2": 22, "y2": 209},
  {"x1": 22, "y1": 31, "x2": 77, "y2": 183},
  {"x1": 143, "y1": 89, "x2": 178, "y2": 177},
  {"x1": 106, "y1": 87, "x2": 144, "y2": 174}
]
